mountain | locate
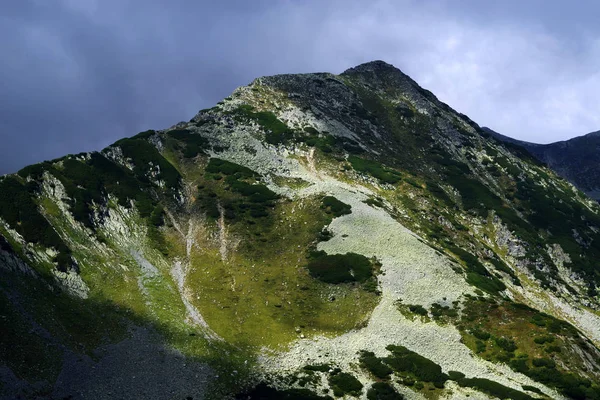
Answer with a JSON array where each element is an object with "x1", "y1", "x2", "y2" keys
[
  {"x1": 484, "y1": 127, "x2": 600, "y2": 200},
  {"x1": 2, "y1": 60, "x2": 600, "y2": 400}
]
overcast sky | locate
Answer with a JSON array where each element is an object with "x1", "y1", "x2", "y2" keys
[{"x1": 1, "y1": 0, "x2": 599, "y2": 174}]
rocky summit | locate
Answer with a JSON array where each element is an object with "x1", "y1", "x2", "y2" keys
[{"x1": 2, "y1": 60, "x2": 600, "y2": 400}]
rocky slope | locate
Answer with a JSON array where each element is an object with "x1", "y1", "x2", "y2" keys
[
  {"x1": 484, "y1": 127, "x2": 600, "y2": 200},
  {"x1": 1, "y1": 60, "x2": 600, "y2": 400}
]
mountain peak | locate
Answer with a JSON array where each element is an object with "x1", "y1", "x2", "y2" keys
[{"x1": 342, "y1": 60, "x2": 399, "y2": 74}]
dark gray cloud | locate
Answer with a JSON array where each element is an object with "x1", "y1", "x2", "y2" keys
[{"x1": 1, "y1": 0, "x2": 599, "y2": 174}]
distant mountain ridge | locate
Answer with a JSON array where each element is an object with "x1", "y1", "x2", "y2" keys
[{"x1": 484, "y1": 127, "x2": 600, "y2": 200}]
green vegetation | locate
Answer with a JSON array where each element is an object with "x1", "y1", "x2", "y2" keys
[
  {"x1": 233, "y1": 105, "x2": 294, "y2": 144},
  {"x1": 301, "y1": 131, "x2": 337, "y2": 153},
  {"x1": 328, "y1": 372, "x2": 363, "y2": 397},
  {"x1": 395, "y1": 301, "x2": 431, "y2": 322},
  {"x1": 363, "y1": 197, "x2": 385, "y2": 208},
  {"x1": 321, "y1": 196, "x2": 352, "y2": 217},
  {"x1": 514, "y1": 175, "x2": 600, "y2": 286},
  {"x1": 205, "y1": 158, "x2": 257, "y2": 178},
  {"x1": 454, "y1": 377, "x2": 533, "y2": 400},
  {"x1": 0, "y1": 176, "x2": 72, "y2": 270},
  {"x1": 522, "y1": 385, "x2": 543, "y2": 394},
  {"x1": 429, "y1": 303, "x2": 458, "y2": 322},
  {"x1": 113, "y1": 137, "x2": 181, "y2": 192},
  {"x1": 359, "y1": 351, "x2": 393, "y2": 380},
  {"x1": 199, "y1": 158, "x2": 279, "y2": 221},
  {"x1": 457, "y1": 297, "x2": 600, "y2": 399},
  {"x1": 407, "y1": 304, "x2": 427, "y2": 316},
  {"x1": 303, "y1": 364, "x2": 331, "y2": 372},
  {"x1": 147, "y1": 205, "x2": 169, "y2": 255},
  {"x1": 445, "y1": 244, "x2": 506, "y2": 294},
  {"x1": 187, "y1": 194, "x2": 379, "y2": 348},
  {"x1": 348, "y1": 155, "x2": 402, "y2": 184},
  {"x1": 12, "y1": 150, "x2": 173, "y2": 241},
  {"x1": 360, "y1": 345, "x2": 449, "y2": 393},
  {"x1": 307, "y1": 251, "x2": 373, "y2": 284},
  {"x1": 384, "y1": 345, "x2": 448, "y2": 387},
  {"x1": 167, "y1": 128, "x2": 210, "y2": 158},
  {"x1": 366, "y1": 382, "x2": 404, "y2": 400}
]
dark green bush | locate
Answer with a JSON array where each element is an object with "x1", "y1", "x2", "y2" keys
[
  {"x1": 303, "y1": 364, "x2": 330, "y2": 372},
  {"x1": 408, "y1": 304, "x2": 428, "y2": 316},
  {"x1": 456, "y1": 378, "x2": 533, "y2": 400},
  {"x1": 366, "y1": 382, "x2": 404, "y2": 400},
  {"x1": 227, "y1": 179, "x2": 278, "y2": 202},
  {"x1": 359, "y1": 351, "x2": 392, "y2": 380},
  {"x1": 321, "y1": 196, "x2": 352, "y2": 217},
  {"x1": 328, "y1": 372, "x2": 363, "y2": 397},
  {"x1": 447, "y1": 371, "x2": 465, "y2": 381},
  {"x1": 544, "y1": 345, "x2": 561, "y2": 354},
  {"x1": 205, "y1": 158, "x2": 257, "y2": 178},
  {"x1": 428, "y1": 183, "x2": 452, "y2": 204},
  {"x1": 466, "y1": 273, "x2": 507, "y2": 294},
  {"x1": 510, "y1": 356, "x2": 530, "y2": 373},
  {"x1": 532, "y1": 358, "x2": 555, "y2": 368},
  {"x1": 114, "y1": 138, "x2": 180, "y2": 191},
  {"x1": 533, "y1": 335, "x2": 554, "y2": 345},
  {"x1": 88, "y1": 153, "x2": 155, "y2": 212},
  {"x1": 348, "y1": 156, "x2": 401, "y2": 184},
  {"x1": 0, "y1": 177, "x2": 69, "y2": 255},
  {"x1": 167, "y1": 129, "x2": 209, "y2": 158},
  {"x1": 521, "y1": 385, "x2": 542, "y2": 394},
  {"x1": 494, "y1": 336, "x2": 517, "y2": 352},
  {"x1": 475, "y1": 340, "x2": 486, "y2": 353},
  {"x1": 471, "y1": 328, "x2": 491, "y2": 341},
  {"x1": 233, "y1": 106, "x2": 294, "y2": 144},
  {"x1": 384, "y1": 345, "x2": 448, "y2": 385},
  {"x1": 430, "y1": 303, "x2": 458, "y2": 319},
  {"x1": 307, "y1": 252, "x2": 373, "y2": 284}
]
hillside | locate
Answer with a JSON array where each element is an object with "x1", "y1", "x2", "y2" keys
[
  {"x1": 484, "y1": 127, "x2": 600, "y2": 200},
  {"x1": 1, "y1": 60, "x2": 600, "y2": 400}
]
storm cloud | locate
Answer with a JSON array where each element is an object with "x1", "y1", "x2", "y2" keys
[{"x1": 1, "y1": 0, "x2": 599, "y2": 174}]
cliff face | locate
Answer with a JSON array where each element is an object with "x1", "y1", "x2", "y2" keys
[{"x1": 2, "y1": 61, "x2": 600, "y2": 399}]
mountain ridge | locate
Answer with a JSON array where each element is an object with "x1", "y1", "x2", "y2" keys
[
  {"x1": 484, "y1": 127, "x2": 600, "y2": 200},
  {"x1": 1, "y1": 60, "x2": 600, "y2": 399}
]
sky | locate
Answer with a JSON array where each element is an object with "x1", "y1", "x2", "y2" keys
[{"x1": 1, "y1": 0, "x2": 600, "y2": 174}]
